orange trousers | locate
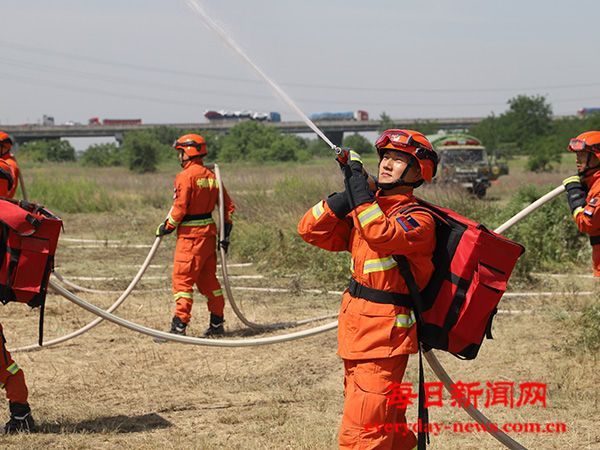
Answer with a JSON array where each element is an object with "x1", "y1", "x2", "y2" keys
[
  {"x1": 0, "y1": 324, "x2": 28, "y2": 404},
  {"x1": 172, "y1": 235, "x2": 225, "y2": 324},
  {"x1": 339, "y1": 355, "x2": 417, "y2": 450}
]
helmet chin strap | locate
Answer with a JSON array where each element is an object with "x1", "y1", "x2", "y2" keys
[
  {"x1": 376, "y1": 157, "x2": 424, "y2": 190},
  {"x1": 179, "y1": 152, "x2": 201, "y2": 168},
  {"x1": 578, "y1": 152, "x2": 600, "y2": 177}
]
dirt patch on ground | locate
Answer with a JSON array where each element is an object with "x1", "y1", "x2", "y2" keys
[{"x1": 2, "y1": 233, "x2": 598, "y2": 449}]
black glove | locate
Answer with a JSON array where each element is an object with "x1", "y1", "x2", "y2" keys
[
  {"x1": 156, "y1": 222, "x2": 175, "y2": 237},
  {"x1": 219, "y1": 222, "x2": 233, "y2": 253},
  {"x1": 562, "y1": 176, "x2": 587, "y2": 215},
  {"x1": 343, "y1": 156, "x2": 374, "y2": 209},
  {"x1": 326, "y1": 191, "x2": 352, "y2": 218}
]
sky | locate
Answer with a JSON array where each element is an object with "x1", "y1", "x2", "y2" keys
[{"x1": 2, "y1": 0, "x2": 600, "y2": 127}]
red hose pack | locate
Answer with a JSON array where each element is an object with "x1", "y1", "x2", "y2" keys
[
  {"x1": 0, "y1": 198, "x2": 62, "y2": 308},
  {"x1": 396, "y1": 199, "x2": 525, "y2": 360}
]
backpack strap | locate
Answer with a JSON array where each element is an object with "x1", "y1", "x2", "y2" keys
[{"x1": 394, "y1": 255, "x2": 429, "y2": 450}]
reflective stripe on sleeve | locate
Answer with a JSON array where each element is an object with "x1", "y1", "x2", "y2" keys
[
  {"x1": 6, "y1": 362, "x2": 19, "y2": 375},
  {"x1": 174, "y1": 292, "x2": 193, "y2": 300},
  {"x1": 312, "y1": 201, "x2": 325, "y2": 219},
  {"x1": 357, "y1": 203, "x2": 384, "y2": 227},
  {"x1": 363, "y1": 257, "x2": 398, "y2": 274},
  {"x1": 212, "y1": 289, "x2": 223, "y2": 297},
  {"x1": 395, "y1": 310, "x2": 416, "y2": 328},
  {"x1": 167, "y1": 215, "x2": 180, "y2": 227},
  {"x1": 349, "y1": 151, "x2": 362, "y2": 163},
  {"x1": 572, "y1": 206, "x2": 585, "y2": 219}
]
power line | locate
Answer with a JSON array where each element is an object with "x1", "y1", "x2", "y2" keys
[{"x1": 2, "y1": 39, "x2": 600, "y2": 94}]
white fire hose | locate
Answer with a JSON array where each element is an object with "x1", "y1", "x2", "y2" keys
[
  {"x1": 11, "y1": 163, "x2": 336, "y2": 353},
  {"x1": 45, "y1": 183, "x2": 565, "y2": 450},
  {"x1": 214, "y1": 164, "x2": 337, "y2": 329}
]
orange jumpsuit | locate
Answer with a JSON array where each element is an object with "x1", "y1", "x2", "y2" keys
[
  {"x1": 0, "y1": 325, "x2": 28, "y2": 405},
  {"x1": 0, "y1": 153, "x2": 19, "y2": 199},
  {"x1": 298, "y1": 191, "x2": 436, "y2": 450},
  {"x1": 168, "y1": 160, "x2": 235, "y2": 324},
  {"x1": 0, "y1": 158, "x2": 28, "y2": 407},
  {"x1": 573, "y1": 170, "x2": 600, "y2": 276}
]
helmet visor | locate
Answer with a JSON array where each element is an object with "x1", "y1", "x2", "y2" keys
[
  {"x1": 568, "y1": 139, "x2": 587, "y2": 151},
  {"x1": 174, "y1": 140, "x2": 203, "y2": 151},
  {"x1": 376, "y1": 130, "x2": 437, "y2": 163}
]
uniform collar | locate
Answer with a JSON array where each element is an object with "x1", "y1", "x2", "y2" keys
[
  {"x1": 182, "y1": 159, "x2": 203, "y2": 170},
  {"x1": 375, "y1": 190, "x2": 417, "y2": 212},
  {"x1": 582, "y1": 169, "x2": 600, "y2": 189}
]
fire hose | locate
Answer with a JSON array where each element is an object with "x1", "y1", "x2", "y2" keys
[
  {"x1": 46, "y1": 182, "x2": 565, "y2": 450},
  {"x1": 179, "y1": 2, "x2": 568, "y2": 447},
  {"x1": 11, "y1": 164, "x2": 336, "y2": 353}
]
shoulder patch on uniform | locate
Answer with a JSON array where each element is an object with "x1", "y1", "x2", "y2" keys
[
  {"x1": 396, "y1": 214, "x2": 420, "y2": 232},
  {"x1": 589, "y1": 197, "x2": 598, "y2": 206}
]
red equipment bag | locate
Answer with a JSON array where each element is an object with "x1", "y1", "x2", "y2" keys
[
  {"x1": 396, "y1": 199, "x2": 525, "y2": 360},
  {"x1": 0, "y1": 198, "x2": 62, "y2": 344}
]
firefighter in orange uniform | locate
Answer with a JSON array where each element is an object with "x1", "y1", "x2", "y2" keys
[
  {"x1": 0, "y1": 132, "x2": 19, "y2": 199},
  {"x1": 298, "y1": 130, "x2": 439, "y2": 449},
  {"x1": 157, "y1": 134, "x2": 235, "y2": 336},
  {"x1": 0, "y1": 133, "x2": 35, "y2": 433},
  {"x1": 562, "y1": 131, "x2": 600, "y2": 276}
]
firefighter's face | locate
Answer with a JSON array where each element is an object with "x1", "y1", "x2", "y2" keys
[
  {"x1": 576, "y1": 151, "x2": 599, "y2": 172},
  {"x1": 378, "y1": 150, "x2": 421, "y2": 184}
]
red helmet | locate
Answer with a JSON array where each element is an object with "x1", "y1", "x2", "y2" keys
[
  {"x1": 173, "y1": 133, "x2": 207, "y2": 158},
  {"x1": 0, "y1": 131, "x2": 14, "y2": 156},
  {"x1": 567, "y1": 131, "x2": 600, "y2": 157},
  {"x1": 375, "y1": 129, "x2": 438, "y2": 182}
]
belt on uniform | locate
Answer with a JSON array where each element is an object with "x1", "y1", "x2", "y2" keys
[
  {"x1": 591, "y1": 235, "x2": 600, "y2": 246},
  {"x1": 347, "y1": 278, "x2": 413, "y2": 308},
  {"x1": 181, "y1": 213, "x2": 214, "y2": 226}
]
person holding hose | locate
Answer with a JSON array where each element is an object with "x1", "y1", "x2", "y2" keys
[
  {"x1": 156, "y1": 134, "x2": 235, "y2": 336},
  {"x1": 0, "y1": 132, "x2": 19, "y2": 199},
  {"x1": 0, "y1": 131, "x2": 35, "y2": 433},
  {"x1": 298, "y1": 130, "x2": 439, "y2": 449},
  {"x1": 562, "y1": 131, "x2": 600, "y2": 277}
]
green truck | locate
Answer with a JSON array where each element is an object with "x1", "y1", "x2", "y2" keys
[{"x1": 427, "y1": 132, "x2": 508, "y2": 198}]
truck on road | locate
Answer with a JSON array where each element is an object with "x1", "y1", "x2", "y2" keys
[
  {"x1": 89, "y1": 117, "x2": 142, "y2": 126},
  {"x1": 427, "y1": 132, "x2": 508, "y2": 198}
]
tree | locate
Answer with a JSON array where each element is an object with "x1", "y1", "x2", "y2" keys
[
  {"x1": 122, "y1": 130, "x2": 168, "y2": 173},
  {"x1": 219, "y1": 121, "x2": 307, "y2": 162},
  {"x1": 378, "y1": 112, "x2": 395, "y2": 133},
  {"x1": 81, "y1": 143, "x2": 123, "y2": 167},
  {"x1": 503, "y1": 95, "x2": 553, "y2": 147},
  {"x1": 343, "y1": 133, "x2": 374, "y2": 153},
  {"x1": 18, "y1": 139, "x2": 76, "y2": 162}
]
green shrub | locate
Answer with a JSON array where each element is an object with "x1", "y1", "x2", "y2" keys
[
  {"x1": 18, "y1": 140, "x2": 76, "y2": 162},
  {"x1": 496, "y1": 185, "x2": 588, "y2": 277},
  {"x1": 122, "y1": 131, "x2": 167, "y2": 173},
  {"x1": 81, "y1": 143, "x2": 123, "y2": 167}
]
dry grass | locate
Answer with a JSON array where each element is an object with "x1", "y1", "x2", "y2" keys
[{"x1": 1, "y1": 158, "x2": 598, "y2": 449}]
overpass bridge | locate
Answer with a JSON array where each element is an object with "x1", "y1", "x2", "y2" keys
[{"x1": 1, "y1": 117, "x2": 484, "y2": 146}]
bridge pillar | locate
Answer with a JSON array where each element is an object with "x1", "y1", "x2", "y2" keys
[
  {"x1": 115, "y1": 132, "x2": 124, "y2": 146},
  {"x1": 324, "y1": 131, "x2": 344, "y2": 147}
]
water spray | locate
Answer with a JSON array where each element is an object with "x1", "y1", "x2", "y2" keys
[{"x1": 183, "y1": 0, "x2": 338, "y2": 151}]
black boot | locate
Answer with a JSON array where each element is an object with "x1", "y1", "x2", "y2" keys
[
  {"x1": 170, "y1": 316, "x2": 187, "y2": 335},
  {"x1": 203, "y1": 314, "x2": 224, "y2": 337},
  {"x1": 5, "y1": 402, "x2": 35, "y2": 434}
]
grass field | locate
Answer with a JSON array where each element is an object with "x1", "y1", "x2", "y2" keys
[{"x1": 1, "y1": 155, "x2": 598, "y2": 449}]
